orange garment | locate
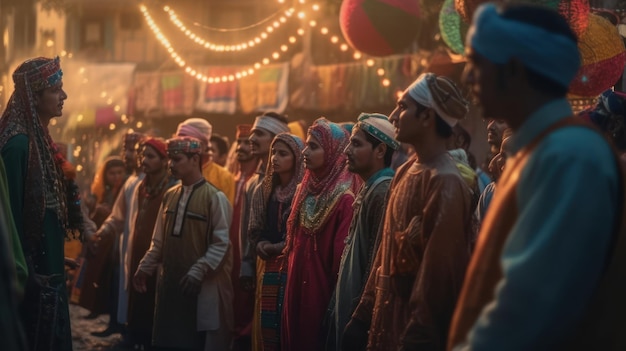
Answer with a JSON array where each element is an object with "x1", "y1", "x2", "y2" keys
[
  {"x1": 203, "y1": 161, "x2": 235, "y2": 205},
  {"x1": 352, "y1": 155, "x2": 475, "y2": 351}
]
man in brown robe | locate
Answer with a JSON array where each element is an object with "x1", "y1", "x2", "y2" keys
[
  {"x1": 126, "y1": 138, "x2": 176, "y2": 349},
  {"x1": 343, "y1": 73, "x2": 475, "y2": 351}
]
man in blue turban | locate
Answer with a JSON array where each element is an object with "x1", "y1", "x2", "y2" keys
[{"x1": 448, "y1": 3, "x2": 626, "y2": 350}]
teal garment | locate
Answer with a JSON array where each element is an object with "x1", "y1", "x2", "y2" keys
[
  {"x1": 0, "y1": 156, "x2": 28, "y2": 297},
  {"x1": 468, "y1": 99, "x2": 619, "y2": 350},
  {"x1": 327, "y1": 167, "x2": 394, "y2": 351},
  {"x1": 0, "y1": 156, "x2": 27, "y2": 350},
  {"x1": 2, "y1": 134, "x2": 72, "y2": 351},
  {"x1": 475, "y1": 181, "x2": 496, "y2": 224}
]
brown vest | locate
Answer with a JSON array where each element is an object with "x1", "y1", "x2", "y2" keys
[{"x1": 448, "y1": 118, "x2": 626, "y2": 350}]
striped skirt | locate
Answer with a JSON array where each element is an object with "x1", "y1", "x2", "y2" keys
[{"x1": 260, "y1": 256, "x2": 287, "y2": 351}]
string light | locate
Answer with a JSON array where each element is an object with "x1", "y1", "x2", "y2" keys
[
  {"x1": 165, "y1": 5, "x2": 296, "y2": 52},
  {"x1": 306, "y1": 17, "x2": 395, "y2": 89},
  {"x1": 164, "y1": 2, "x2": 321, "y2": 52},
  {"x1": 141, "y1": 4, "x2": 301, "y2": 83}
]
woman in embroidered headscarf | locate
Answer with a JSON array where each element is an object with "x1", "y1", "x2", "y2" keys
[
  {"x1": 0, "y1": 57, "x2": 82, "y2": 350},
  {"x1": 281, "y1": 118, "x2": 355, "y2": 351},
  {"x1": 248, "y1": 133, "x2": 304, "y2": 351}
]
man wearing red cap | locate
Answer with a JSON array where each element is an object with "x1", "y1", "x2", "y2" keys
[{"x1": 95, "y1": 138, "x2": 176, "y2": 349}]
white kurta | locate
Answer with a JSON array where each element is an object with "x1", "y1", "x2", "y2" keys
[{"x1": 99, "y1": 172, "x2": 144, "y2": 324}]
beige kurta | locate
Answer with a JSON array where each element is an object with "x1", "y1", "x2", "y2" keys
[
  {"x1": 352, "y1": 154, "x2": 475, "y2": 351},
  {"x1": 138, "y1": 179, "x2": 233, "y2": 350}
]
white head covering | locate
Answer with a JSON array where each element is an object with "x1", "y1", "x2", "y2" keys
[
  {"x1": 176, "y1": 118, "x2": 212, "y2": 145},
  {"x1": 252, "y1": 115, "x2": 290, "y2": 135},
  {"x1": 406, "y1": 73, "x2": 469, "y2": 127}
]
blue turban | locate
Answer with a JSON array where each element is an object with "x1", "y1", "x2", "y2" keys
[{"x1": 468, "y1": 3, "x2": 580, "y2": 88}]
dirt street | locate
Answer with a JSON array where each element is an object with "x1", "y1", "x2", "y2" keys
[{"x1": 70, "y1": 304, "x2": 131, "y2": 351}]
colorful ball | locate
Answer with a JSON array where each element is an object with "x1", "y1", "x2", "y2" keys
[
  {"x1": 455, "y1": 0, "x2": 589, "y2": 37},
  {"x1": 439, "y1": 0, "x2": 468, "y2": 54},
  {"x1": 569, "y1": 14, "x2": 626, "y2": 97},
  {"x1": 557, "y1": 0, "x2": 590, "y2": 37},
  {"x1": 454, "y1": 0, "x2": 485, "y2": 24},
  {"x1": 340, "y1": 0, "x2": 422, "y2": 57}
]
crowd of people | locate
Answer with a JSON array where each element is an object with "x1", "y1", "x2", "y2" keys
[{"x1": 1, "y1": 3, "x2": 626, "y2": 351}]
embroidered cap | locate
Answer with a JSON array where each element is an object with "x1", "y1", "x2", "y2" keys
[
  {"x1": 355, "y1": 113, "x2": 400, "y2": 150},
  {"x1": 167, "y1": 136, "x2": 204, "y2": 155},
  {"x1": 123, "y1": 132, "x2": 146, "y2": 151}
]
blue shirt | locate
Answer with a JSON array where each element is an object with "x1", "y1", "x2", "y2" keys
[{"x1": 467, "y1": 98, "x2": 620, "y2": 350}]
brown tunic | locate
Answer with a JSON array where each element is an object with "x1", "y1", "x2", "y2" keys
[
  {"x1": 127, "y1": 177, "x2": 174, "y2": 336},
  {"x1": 352, "y1": 153, "x2": 475, "y2": 350}
]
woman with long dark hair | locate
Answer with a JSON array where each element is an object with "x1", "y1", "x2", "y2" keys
[{"x1": 248, "y1": 133, "x2": 304, "y2": 350}]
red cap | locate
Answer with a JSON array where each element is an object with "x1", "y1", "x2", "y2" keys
[{"x1": 142, "y1": 138, "x2": 167, "y2": 158}]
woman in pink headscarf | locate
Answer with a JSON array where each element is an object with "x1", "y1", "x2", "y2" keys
[{"x1": 281, "y1": 118, "x2": 355, "y2": 351}]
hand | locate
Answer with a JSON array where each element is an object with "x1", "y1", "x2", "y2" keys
[
  {"x1": 266, "y1": 241, "x2": 285, "y2": 256},
  {"x1": 342, "y1": 318, "x2": 369, "y2": 351},
  {"x1": 180, "y1": 274, "x2": 202, "y2": 296},
  {"x1": 239, "y1": 276, "x2": 256, "y2": 292},
  {"x1": 86, "y1": 235, "x2": 100, "y2": 256},
  {"x1": 91, "y1": 203, "x2": 112, "y2": 220},
  {"x1": 256, "y1": 241, "x2": 271, "y2": 260},
  {"x1": 64, "y1": 257, "x2": 80, "y2": 270},
  {"x1": 133, "y1": 270, "x2": 148, "y2": 293}
]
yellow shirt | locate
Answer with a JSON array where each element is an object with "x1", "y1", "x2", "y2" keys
[{"x1": 202, "y1": 161, "x2": 235, "y2": 205}]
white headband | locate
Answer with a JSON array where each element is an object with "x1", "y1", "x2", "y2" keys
[
  {"x1": 252, "y1": 115, "x2": 290, "y2": 135},
  {"x1": 407, "y1": 74, "x2": 461, "y2": 127}
]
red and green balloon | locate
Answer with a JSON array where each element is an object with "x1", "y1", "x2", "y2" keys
[{"x1": 340, "y1": 0, "x2": 422, "y2": 56}]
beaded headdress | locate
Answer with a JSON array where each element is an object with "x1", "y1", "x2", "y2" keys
[{"x1": 23, "y1": 56, "x2": 63, "y2": 92}]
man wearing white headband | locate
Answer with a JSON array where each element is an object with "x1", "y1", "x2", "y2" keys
[
  {"x1": 176, "y1": 118, "x2": 235, "y2": 205},
  {"x1": 343, "y1": 75, "x2": 475, "y2": 350},
  {"x1": 238, "y1": 112, "x2": 289, "y2": 348},
  {"x1": 449, "y1": 3, "x2": 625, "y2": 350}
]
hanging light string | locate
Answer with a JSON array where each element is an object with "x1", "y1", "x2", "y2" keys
[
  {"x1": 178, "y1": 5, "x2": 293, "y2": 32},
  {"x1": 165, "y1": 6, "x2": 296, "y2": 52},
  {"x1": 140, "y1": 4, "x2": 302, "y2": 83},
  {"x1": 164, "y1": 2, "x2": 321, "y2": 52},
  {"x1": 142, "y1": 2, "x2": 393, "y2": 87}
]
